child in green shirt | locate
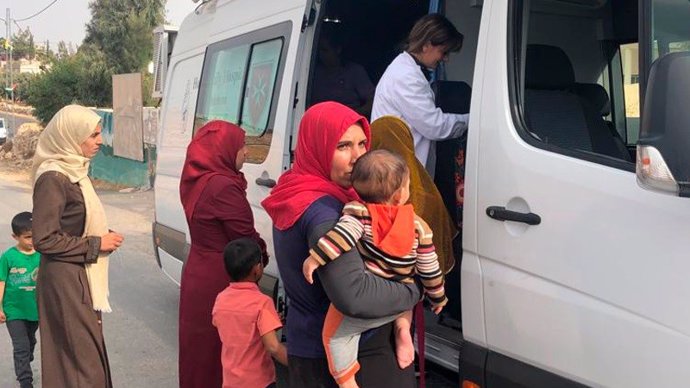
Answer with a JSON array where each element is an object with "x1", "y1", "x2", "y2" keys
[{"x1": 0, "y1": 212, "x2": 40, "y2": 388}]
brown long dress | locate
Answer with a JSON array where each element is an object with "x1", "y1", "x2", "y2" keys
[{"x1": 32, "y1": 171, "x2": 112, "y2": 388}]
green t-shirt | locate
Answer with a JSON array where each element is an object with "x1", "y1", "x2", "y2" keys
[{"x1": 0, "y1": 246, "x2": 40, "y2": 321}]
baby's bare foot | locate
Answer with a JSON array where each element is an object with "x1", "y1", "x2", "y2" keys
[
  {"x1": 339, "y1": 377, "x2": 359, "y2": 388},
  {"x1": 395, "y1": 327, "x2": 415, "y2": 369}
]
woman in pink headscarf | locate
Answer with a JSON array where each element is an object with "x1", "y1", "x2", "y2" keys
[
  {"x1": 179, "y1": 120, "x2": 268, "y2": 388},
  {"x1": 262, "y1": 102, "x2": 419, "y2": 388}
]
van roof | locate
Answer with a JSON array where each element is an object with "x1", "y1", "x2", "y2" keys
[{"x1": 172, "y1": 0, "x2": 307, "y2": 57}]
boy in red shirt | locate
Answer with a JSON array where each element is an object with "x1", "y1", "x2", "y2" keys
[{"x1": 212, "y1": 237, "x2": 287, "y2": 388}]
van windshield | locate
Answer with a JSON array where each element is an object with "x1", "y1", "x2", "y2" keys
[{"x1": 648, "y1": 0, "x2": 690, "y2": 64}]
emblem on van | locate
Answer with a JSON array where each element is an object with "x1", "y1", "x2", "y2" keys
[{"x1": 246, "y1": 62, "x2": 273, "y2": 131}]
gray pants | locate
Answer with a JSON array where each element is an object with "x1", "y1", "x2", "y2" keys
[
  {"x1": 323, "y1": 305, "x2": 399, "y2": 384},
  {"x1": 6, "y1": 319, "x2": 38, "y2": 388}
]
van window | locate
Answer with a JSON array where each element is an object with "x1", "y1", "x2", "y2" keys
[
  {"x1": 241, "y1": 39, "x2": 283, "y2": 136},
  {"x1": 199, "y1": 45, "x2": 251, "y2": 125},
  {"x1": 194, "y1": 23, "x2": 290, "y2": 164},
  {"x1": 510, "y1": 0, "x2": 637, "y2": 169}
]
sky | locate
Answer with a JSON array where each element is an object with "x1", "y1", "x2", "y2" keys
[{"x1": 0, "y1": 0, "x2": 198, "y2": 47}]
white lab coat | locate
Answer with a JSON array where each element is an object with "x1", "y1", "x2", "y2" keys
[{"x1": 372, "y1": 51, "x2": 468, "y2": 174}]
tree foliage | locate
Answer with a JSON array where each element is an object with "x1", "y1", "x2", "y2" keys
[
  {"x1": 24, "y1": 0, "x2": 164, "y2": 123},
  {"x1": 26, "y1": 57, "x2": 82, "y2": 124},
  {"x1": 13, "y1": 72, "x2": 38, "y2": 102},
  {"x1": 11, "y1": 28, "x2": 36, "y2": 60},
  {"x1": 85, "y1": 0, "x2": 164, "y2": 74}
]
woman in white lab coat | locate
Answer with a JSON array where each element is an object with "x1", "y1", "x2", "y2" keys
[{"x1": 372, "y1": 13, "x2": 468, "y2": 174}]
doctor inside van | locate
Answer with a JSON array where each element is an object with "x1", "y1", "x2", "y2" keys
[{"x1": 372, "y1": 13, "x2": 469, "y2": 175}]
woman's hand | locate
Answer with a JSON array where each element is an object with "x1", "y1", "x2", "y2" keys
[
  {"x1": 100, "y1": 231, "x2": 124, "y2": 252},
  {"x1": 302, "y1": 256, "x2": 321, "y2": 284},
  {"x1": 432, "y1": 304, "x2": 444, "y2": 315}
]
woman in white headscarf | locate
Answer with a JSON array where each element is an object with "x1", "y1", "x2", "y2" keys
[{"x1": 31, "y1": 105, "x2": 124, "y2": 388}]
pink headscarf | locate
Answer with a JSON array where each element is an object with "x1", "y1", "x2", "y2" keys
[
  {"x1": 262, "y1": 102, "x2": 371, "y2": 230},
  {"x1": 179, "y1": 121, "x2": 247, "y2": 223}
]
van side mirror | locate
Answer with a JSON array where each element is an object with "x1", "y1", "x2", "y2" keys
[{"x1": 636, "y1": 52, "x2": 690, "y2": 197}]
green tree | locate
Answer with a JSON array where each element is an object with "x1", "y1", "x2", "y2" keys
[
  {"x1": 12, "y1": 28, "x2": 36, "y2": 60},
  {"x1": 84, "y1": 0, "x2": 164, "y2": 74},
  {"x1": 26, "y1": 57, "x2": 82, "y2": 124},
  {"x1": 14, "y1": 72, "x2": 37, "y2": 102},
  {"x1": 75, "y1": 44, "x2": 112, "y2": 107},
  {"x1": 23, "y1": 0, "x2": 164, "y2": 120},
  {"x1": 78, "y1": 0, "x2": 164, "y2": 106}
]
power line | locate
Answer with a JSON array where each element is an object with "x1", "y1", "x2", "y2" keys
[
  {"x1": 12, "y1": 20, "x2": 23, "y2": 34},
  {"x1": 15, "y1": 0, "x2": 60, "y2": 22}
]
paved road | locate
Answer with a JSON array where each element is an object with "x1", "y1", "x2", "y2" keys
[
  {"x1": 0, "y1": 175, "x2": 179, "y2": 388},
  {"x1": 0, "y1": 173, "x2": 457, "y2": 387}
]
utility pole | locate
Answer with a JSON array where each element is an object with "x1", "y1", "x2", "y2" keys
[
  {"x1": 5, "y1": 9, "x2": 8, "y2": 101},
  {"x1": 6, "y1": 7, "x2": 14, "y2": 137}
]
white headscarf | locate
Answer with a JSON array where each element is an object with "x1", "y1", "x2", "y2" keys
[{"x1": 33, "y1": 105, "x2": 112, "y2": 313}]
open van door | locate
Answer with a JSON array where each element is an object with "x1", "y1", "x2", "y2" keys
[
  {"x1": 462, "y1": 0, "x2": 690, "y2": 386},
  {"x1": 153, "y1": 0, "x2": 317, "y2": 295}
]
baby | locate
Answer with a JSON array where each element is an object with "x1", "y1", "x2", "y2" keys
[{"x1": 303, "y1": 149, "x2": 447, "y2": 388}]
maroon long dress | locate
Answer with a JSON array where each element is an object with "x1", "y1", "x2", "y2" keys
[{"x1": 178, "y1": 121, "x2": 268, "y2": 388}]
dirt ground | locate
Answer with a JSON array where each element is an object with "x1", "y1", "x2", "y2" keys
[
  {"x1": 0, "y1": 160, "x2": 32, "y2": 186},
  {"x1": 0, "y1": 155, "x2": 136, "y2": 192}
]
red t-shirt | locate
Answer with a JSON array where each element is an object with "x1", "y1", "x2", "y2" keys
[{"x1": 212, "y1": 282, "x2": 283, "y2": 388}]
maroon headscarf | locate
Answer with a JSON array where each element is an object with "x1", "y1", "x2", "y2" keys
[
  {"x1": 180, "y1": 120, "x2": 247, "y2": 223},
  {"x1": 262, "y1": 102, "x2": 371, "y2": 230}
]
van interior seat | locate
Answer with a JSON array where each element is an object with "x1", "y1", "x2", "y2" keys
[
  {"x1": 571, "y1": 82, "x2": 632, "y2": 161},
  {"x1": 571, "y1": 83, "x2": 611, "y2": 116},
  {"x1": 524, "y1": 44, "x2": 631, "y2": 161}
]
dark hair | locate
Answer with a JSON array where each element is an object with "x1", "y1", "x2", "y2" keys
[
  {"x1": 351, "y1": 150, "x2": 409, "y2": 204},
  {"x1": 406, "y1": 14, "x2": 464, "y2": 54},
  {"x1": 320, "y1": 22, "x2": 345, "y2": 50},
  {"x1": 11, "y1": 212, "x2": 32, "y2": 236},
  {"x1": 223, "y1": 238, "x2": 262, "y2": 281}
]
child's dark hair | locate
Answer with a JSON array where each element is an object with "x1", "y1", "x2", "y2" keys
[
  {"x1": 223, "y1": 237, "x2": 262, "y2": 281},
  {"x1": 351, "y1": 150, "x2": 410, "y2": 204},
  {"x1": 11, "y1": 212, "x2": 32, "y2": 236}
]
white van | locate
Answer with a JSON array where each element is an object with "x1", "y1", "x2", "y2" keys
[{"x1": 152, "y1": 0, "x2": 690, "y2": 385}]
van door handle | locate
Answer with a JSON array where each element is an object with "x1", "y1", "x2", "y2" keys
[
  {"x1": 486, "y1": 206, "x2": 541, "y2": 225},
  {"x1": 255, "y1": 177, "x2": 276, "y2": 188}
]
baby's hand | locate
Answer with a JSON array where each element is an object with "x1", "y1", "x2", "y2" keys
[
  {"x1": 302, "y1": 257, "x2": 320, "y2": 284},
  {"x1": 432, "y1": 305, "x2": 444, "y2": 315}
]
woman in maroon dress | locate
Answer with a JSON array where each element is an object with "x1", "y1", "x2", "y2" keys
[{"x1": 178, "y1": 120, "x2": 269, "y2": 388}]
